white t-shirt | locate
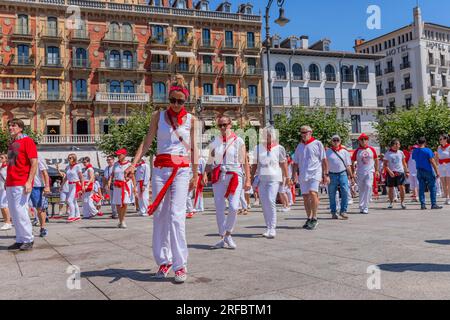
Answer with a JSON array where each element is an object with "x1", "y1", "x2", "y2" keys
[
  {"x1": 82, "y1": 166, "x2": 95, "y2": 181},
  {"x1": 352, "y1": 147, "x2": 377, "y2": 176},
  {"x1": 103, "y1": 165, "x2": 114, "y2": 180},
  {"x1": 0, "y1": 165, "x2": 7, "y2": 190},
  {"x1": 210, "y1": 135, "x2": 245, "y2": 174},
  {"x1": 252, "y1": 144, "x2": 287, "y2": 182},
  {"x1": 135, "y1": 162, "x2": 151, "y2": 185},
  {"x1": 34, "y1": 158, "x2": 49, "y2": 188},
  {"x1": 384, "y1": 150, "x2": 405, "y2": 173},
  {"x1": 113, "y1": 161, "x2": 132, "y2": 181},
  {"x1": 65, "y1": 164, "x2": 82, "y2": 182},
  {"x1": 326, "y1": 148, "x2": 351, "y2": 174},
  {"x1": 438, "y1": 145, "x2": 450, "y2": 163},
  {"x1": 294, "y1": 139, "x2": 326, "y2": 182}
]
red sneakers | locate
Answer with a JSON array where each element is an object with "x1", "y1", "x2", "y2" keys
[
  {"x1": 97, "y1": 212, "x2": 104, "y2": 217},
  {"x1": 186, "y1": 212, "x2": 195, "y2": 219},
  {"x1": 154, "y1": 264, "x2": 173, "y2": 279},
  {"x1": 68, "y1": 217, "x2": 81, "y2": 223}
]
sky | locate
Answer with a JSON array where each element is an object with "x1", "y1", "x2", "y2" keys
[{"x1": 224, "y1": 0, "x2": 450, "y2": 51}]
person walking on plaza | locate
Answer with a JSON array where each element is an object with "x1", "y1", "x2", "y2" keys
[
  {"x1": 412, "y1": 137, "x2": 443, "y2": 210},
  {"x1": 109, "y1": 149, "x2": 136, "y2": 229},
  {"x1": 251, "y1": 126, "x2": 289, "y2": 239},
  {"x1": 407, "y1": 145, "x2": 420, "y2": 202},
  {"x1": 103, "y1": 155, "x2": 118, "y2": 219},
  {"x1": 81, "y1": 157, "x2": 98, "y2": 219},
  {"x1": 135, "y1": 159, "x2": 151, "y2": 217},
  {"x1": 326, "y1": 135, "x2": 352, "y2": 220},
  {"x1": 293, "y1": 126, "x2": 329, "y2": 230},
  {"x1": 127, "y1": 75, "x2": 198, "y2": 283},
  {"x1": 194, "y1": 156, "x2": 207, "y2": 213},
  {"x1": 92, "y1": 174, "x2": 103, "y2": 216},
  {"x1": 30, "y1": 156, "x2": 51, "y2": 237},
  {"x1": 351, "y1": 133, "x2": 379, "y2": 214},
  {"x1": 437, "y1": 134, "x2": 450, "y2": 205},
  {"x1": 207, "y1": 116, "x2": 251, "y2": 249},
  {"x1": 0, "y1": 154, "x2": 12, "y2": 231},
  {"x1": 6, "y1": 119, "x2": 38, "y2": 251},
  {"x1": 63, "y1": 154, "x2": 85, "y2": 223},
  {"x1": 384, "y1": 139, "x2": 410, "y2": 209},
  {"x1": 55, "y1": 163, "x2": 69, "y2": 218}
]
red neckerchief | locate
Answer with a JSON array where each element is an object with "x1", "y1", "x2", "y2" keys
[
  {"x1": 167, "y1": 107, "x2": 187, "y2": 126},
  {"x1": 84, "y1": 164, "x2": 93, "y2": 169},
  {"x1": 331, "y1": 146, "x2": 344, "y2": 152},
  {"x1": 266, "y1": 142, "x2": 278, "y2": 152},
  {"x1": 302, "y1": 137, "x2": 316, "y2": 145},
  {"x1": 389, "y1": 149, "x2": 398, "y2": 153},
  {"x1": 69, "y1": 163, "x2": 78, "y2": 170},
  {"x1": 440, "y1": 144, "x2": 450, "y2": 150},
  {"x1": 220, "y1": 132, "x2": 237, "y2": 143},
  {"x1": 1, "y1": 163, "x2": 7, "y2": 169},
  {"x1": 135, "y1": 161, "x2": 145, "y2": 167},
  {"x1": 119, "y1": 160, "x2": 129, "y2": 166}
]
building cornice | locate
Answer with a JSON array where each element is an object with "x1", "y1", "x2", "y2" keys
[
  {"x1": 264, "y1": 48, "x2": 384, "y2": 60},
  {"x1": 354, "y1": 24, "x2": 413, "y2": 49}
]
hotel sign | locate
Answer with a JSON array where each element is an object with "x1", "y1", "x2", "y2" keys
[
  {"x1": 426, "y1": 41, "x2": 450, "y2": 52},
  {"x1": 386, "y1": 45, "x2": 410, "y2": 57}
]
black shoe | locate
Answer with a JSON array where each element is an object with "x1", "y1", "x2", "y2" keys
[
  {"x1": 20, "y1": 242, "x2": 34, "y2": 251},
  {"x1": 331, "y1": 213, "x2": 339, "y2": 220},
  {"x1": 8, "y1": 243, "x2": 23, "y2": 251},
  {"x1": 421, "y1": 205, "x2": 427, "y2": 210},
  {"x1": 39, "y1": 228, "x2": 48, "y2": 238},
  {"x1": 431, "y1": 205, "x2": 443, "y2": 210},
  {"x1": 302, "y1": 219, "x2": 311, "y2": 229},
  {"x1": 309, "y1": 219, "x2": 319, "y2": 230}
]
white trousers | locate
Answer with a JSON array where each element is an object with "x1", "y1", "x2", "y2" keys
[
  {"x1": 67, "y1": 184, "x2": 81, "y2": 218},
  {"x1": 186, "y1": 190, "x2": 195, "y2": 213},
  {"x1": 259, "y1": 181, "x2": 280, "y2": 230},
  {"x1": 286, "y1": 186, "x2": 293, "y2": 205},
  {"x1": 82, "y1": 191, "x2": 98, "y2": 218},
  {"x1": 410, "y1": 175, "x2": 419, "y2": 191},
  {"x1": 357, "y1": 173, "x2": 374, "y2": 211},
  {"x1": 137, "y1": 183, "x2": 150, "y2": 215},
  {"x1": 194, "y1": 191, "x2": 204, "y2": 212},
  {"x1": 239, "y1": 189, "x2": 248, "y2": 209},
  {"x1": 6, "y1": 187, "x2": 33, "y2": 243},
  {"x1": 213, "y1": 173, "x2": 243, "y2": 236},
  {"x1": 152, "y1": 167, "x2": 189, "y2": 272},
  {"x1": 109, "y1": 190, "x2": 117, "y2": 215}
]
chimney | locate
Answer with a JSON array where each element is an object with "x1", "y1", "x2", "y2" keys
[
  {"x1": 413, "y1": 6, "x2": 423, "y2": 39},
  {"x1": 300, "y1": 35, "x2": 309, "y2": 49},
  {"x1": 355, "y1": 38, "x2": 365, "y2": 47}
]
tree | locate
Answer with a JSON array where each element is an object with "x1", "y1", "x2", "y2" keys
[
  {"x1": 374, "y1": 101, "x2": 450, "y2": 150},
  {"x1": 0, "y1": 127, "x2": 42, "y2": 153},
  {"x1": 97, "y1": 104, "x2": 155, "y2": 157},
  {"x1": 274, "y1": 107, "x2": 350, "y2": 153}
]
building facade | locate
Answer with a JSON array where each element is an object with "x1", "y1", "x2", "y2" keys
[
  {"x1": 0, "y1": 0, "x2": 264, "y2": 152},
  {"x1": 354, "y1": 7, "x2": 450, "y2": 113},
  {"x1": 263, "y1": 35, "x2": 382, "y2": 148}
]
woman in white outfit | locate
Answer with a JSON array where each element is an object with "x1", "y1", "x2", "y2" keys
[
  {"x1": 135, "y1": 159, "x2": 151, "y2": 217},
  {"x1": 128, "y1": 75, "x2": 198, "y2": 284},
  {"x1": 437, "y1": 134, "x2": 450, "y2": 204},
  {"x1": 56, "y1": 163, "x2": 70, "y2": 218},
  {"x1": 207, "y1": 116, "x2": 251, "y2": 250},
  {"x1": 109, "y1": 149, "x2": 136, "y2": 229},
  {"x1": 251, "y1": 127, "x2": 288, "y2": 239},
  {"x1": 0, "y1": 154, "x2": 12, "y2": 231},
  {"x1": 62, "y1": 154, "x2": 85, "y2": 223},
  {"x1": 81, "y1": 157, "x2": 98, "y2": 219}
]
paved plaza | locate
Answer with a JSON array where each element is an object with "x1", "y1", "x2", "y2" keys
[{"x1": 1, "y1": 196, "x2": 450, "y2": 300}]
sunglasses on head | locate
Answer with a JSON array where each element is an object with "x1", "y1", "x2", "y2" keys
[{"x1": 169, "y1": 97, "x2": 186, "y2": 105}]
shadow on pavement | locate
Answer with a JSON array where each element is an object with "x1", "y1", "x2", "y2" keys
[
  {"x1": 204, "y1": 233, "x2": 261, "y2": 238},
  {"x1": 244, "y1": 225, "x2": 301, "y2": 230},
  {"x1": 378, "y1": 263, "x2": 450, "y2": 273},
  {"x1": 80, "y1": 226, "x2": 120, "y2": 230},
  {"x1": 425, "y1": 240, "x2": 450, "y2": 245},
  {"x1": 188, "y1": 244, "x2": 216, "y2": 251},
  {"x1": 81, "y1": 268, "x2": 173, "y2": 283}
]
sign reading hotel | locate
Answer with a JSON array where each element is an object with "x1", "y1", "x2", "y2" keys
[
  {"x1": 386, "y1": 45, "x2": 410, "y2": 57},
  {"x1": 426, "y1": 41, "x2": 450, "y2": 52}
]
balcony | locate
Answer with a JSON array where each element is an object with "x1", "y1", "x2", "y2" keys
[
  {"x1": 40, "y1": 57, "x2": 64, "y2": 69},
  {"x1": 377, "y1": 90, "x2": 384, "y2": 97},
  {"x1": 199, "y1": 65, "x2": 219, "y2": 75},
  {"x1": 428, "y1": 58, "x2": 436, "y2": 66},
  {"x1": 12, "y1": 24, "x2": 33, "y2": 40},
  {"x1": 400, "y1": 61, "x2": 410, "y2": 70},
  {"x1": 151, "y1": 96, "x2": 168, "y2": 104},
  {"x1": 222, "y1": 40, "x2": 239, "y2": 51},
  {"x1": 103, "y1": 32, "x2": 138, "y2": 44},
  {"x1": 245, "y1": 96, "x2": 264, "y2": 105},
  {"x1": 174, "y1": 64, "x2": 195, "y2": 74},
  {"x1": 401, "y1": 83, "x2": 413, "y2": 90},
  {"x1": 198, "y1": 39, "x2": 216, "y2": 51},
  {"x1": 342, "y1": 75, "x2": 354, "y2": 83},
  {"x1": 72, "y1": 92, "x2": 91, "y2": 102},
  {"x1": 384, "y1": 67, "x2": 395, "y2": 74},
  {"x1": 68, "y1": 29, "x2": 90, "y2": 42},
  {"x1": 95, "y1": 92, "x2": 149, "y2": 103},
  {"x1": 149, "y1": 62, "x2": 170, "y2": 73},
  {"x1": 0, "y1": 90, "x2": 35, "y2": 101},
  {"x1": 99, "y1": 60, "x2": 140, "y2": 72},
  {"x1": 431, "y1": 80, "x2": 441, "y2": 91},
  {"x1": 244, "y1": 42, "x2": 261, "y2": 52},
  {"x1": 223, "y1": 66, "x2": 241, "y2": 77},
  {"x1": 386, "y1": 87, "x2": 396, "y2": 94},
  {"x1": 439, "y1": 60, "x2": 449, "y2": 70},
  {"x1": 10, "y1": 55, "x2": 35, "y2": 68},
  {"x1": 41, "y1": 134, "x2": 101, "y2": 145},
  {"x1": 201, "y1": 95, "x2": 242, "y2": 105},
  {"x1": 245, "y1": 67, "x2": 263, "y2": 77},
  {"x1": 71, "y1": 58, "x2": 90, "y2": 69},
  {"x1": 173, "y1": 38, "x2": 193, "y2": 49},
  {"x1": 356, "y1": 74, "x2": 369, "y2": 83},
  {"x1": 39, "y1": 27, "x2": 63, "y2": 40},
  {"x1": 375, "y1": 69, "x2": 382, "y2": 77},
  {"x1": 41, "y1": 92, "x2": 65, "y2": 102},
  {"x1": 148, "y1": 36, "x2": 169, "y2": 48}
]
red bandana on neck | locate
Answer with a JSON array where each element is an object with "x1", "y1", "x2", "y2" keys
[
  {"x1": 267, "y1": 142, "x2": 278, "y2": 152},
  {"x1": 70, "y1": 163, "x2": 78, "y2": 169},
  {"x1": 1, "y1": 163, "x2": 7, "y2": 169},
  {"x1": 167, "y1": 107, "x2": 188, "y2": 126},
  {"x1": 119, "y1": 160, "x2": 129, "y2": 166},
  {"x1": 331, "y1": 146, "x2": 343, "y2": 152},
  {"x1": 441, "y1": 144, "x2": 450, "y2": 150},
  {"x1": 221, "y1": 132, "x2": 237, "y2": 143},
  {"x1": 85, "y1": 164, "x2": 93, "y2": 169},
  {"x1": 389, "y1": 149, "x2": 398, "y2": 153},
  {"x1": 302, "y1": 137, "x2": 316, "y2": 145}
]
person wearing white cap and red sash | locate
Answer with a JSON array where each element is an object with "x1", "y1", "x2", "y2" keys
[
  {"x1": 135, "y1": 159, "x2": 151, "y2": 216},
  {"x1": 81, "y1": 157, "x2": 98, "y2": 219},
  {"x1": 206, "y1": 115, "x2": 251, "y2": 250},
  {"x1": 351, "y1": 133, "x2": 379, "y2": 214},
  {"x1": 63, "y1": 154, "x2": 85, "y2": 223},
  {"x1": 109, "y1": 149, "x2": 136, "y2": 229},
  {"x1": 437, "y1": 134, "x2": 450, "y2": 205},
  {"x1": 128, "y1": 74, "x2": 198, "y2": 284}
]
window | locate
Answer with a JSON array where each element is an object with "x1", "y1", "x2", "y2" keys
[
  {"x1": 47, "y1": 79, "x2": 59, "y2": 100},
  {"x1": 351, "y1": 115, "x2": 361, "y2": 133},
  {"x1": 17, "y1": 78, "x2": 30, "y2": 91},
  {"x1": 225, "y1": 57, "x2": 235, "y2": 73},
  {"x1": 202, "y1": 29, "x2": 211, "y2": 47},
  {"x1": 46, "y1": 46, "x2": 60, "y2": 65},
  {"x1": 153, "y1": 82, "x2": 166, "y2": 101},
  {"x1": 341, "y1": 66, "x2": 353, "y2": 82},
  {"x1": 225, "y1": 31, "x2": 234, "y2": 47},
  {"x1": 109, "y1": 22, "x2": 120, "y2": 40},
  {"x1": 123, "y1": 80, "x2": 135, "y2": 93},
  {"x1": 17, "y1": 44, "x2": 29, "y2": 64},
  {"x1": 376, "y1": 83, "x2": 383, "y2": 96},
  {"x1": 47, "y1": 17, "x2": 57, "y2": 36},
  {"x1": 200, "y1": 1, "x2": 208, "y2": 10},
  {"x1": 74, "y1": 47, "x2": 87, "y2": 67},
  {"x1": 122, "y1": 23, "x2": 132, "y2": 41},
  {"x1": 247, "y1": 57, "x2": 256, "y2": 73},
  {"x1": 203, "y1": 83, "x2": 213, "y2": 95},
  {"x1": 152, "y1": 25, "x2": 165, "y2": 43},
  {"x1": 248, "y1": 85, "x2": 258, "y2": 103},
  {"x1": 292, "y1": 64, "x2": 303, "y2": 80},
  {"x1": 223, "y1": 3, "x2": 231, "y2": 12},
  {"x1": 325, "y1": 88, "x2": 335, "y2": 106},
  {"x1": 122, "y1": 51, "x2": 133, "y2": 69},
  {"x1": 17, "y1": 14, "x2": 29, "y2": 34},
  {"x1": 177, "y1": 27, "x2": 188, "y2": 44},
  {"x1": 109, "y1": 80, "x2": 121, "y2": 93},
  {"x1": 325, "y1": 64, "x2": 336, "y2": 81},
  {"x1": 405, "y1": 96, "x2": 412, "y2": 109},
  {"x1": 309, "y1": 64, "x2": 320, "y2": 81},
  {"x1": 356, "y1": 66, "x2": 369, "y2": 83},
  {"x1": 76, "y1": 119, "x2": 88, "y2": 135},
  {"x1": 109, "y1": 50, "x2": 121, "y2": 68},
  {"x1": 299, "y1": 87, "x2": 310, "y2": 106},
  {"x1": 275, "y1": 63, "x2": 286, "y2": 80},
  {"x1": 75, "y1": 79, "x2": 87, "y2": 99},
  {"x1": 176, "y1": 0, "x2": 186, "y2": 9},
  {"x1": 273, "y1": 87, "x2": 284, "y2": 105},
  {"x1": 202, "y1": 55, "x2": 212, "y2": 72},
  {"x1": 247, "y1": 32, "x2": 255, "y2": 48},
  {"x1": 348, "y1": 89, "x2": 362, "y2": 106},
  {"x1": 178, "y1": 57, "x2": 189, "y2": 71},
  {"x1": 226, "y1": 84, "x2": 236, "y2": 96}
]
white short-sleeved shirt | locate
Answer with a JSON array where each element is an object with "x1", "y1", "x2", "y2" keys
[
  {"x1": 103, "y1": 165, "x2": 114, "y2": 181},
  {"x1": 82, "y1": 166, "x2": 95, "y2": 181},
  {"x1": 135, "y1": 162, "x2": 151, "y2": 184},
  {"x1": 210, "y1": 135, "x2": 245, "y2": 174},
  {"x1": 384, "y1": 150, "x2": 405, "y2": 173},
  {"x1": 352, "y1": 146, "x2": 377, "y2": 176},
  {"x1": 326, "y1": 148, "x2": 351, "y2": 174},
  {"x1": 252, "y1": 144, "x2": 287, "y2": 182},
  {"x1": 0, "y1": 165, "x2": 7, "y2": 190},
  {"x1": 34, "y1": 158, "x2": 49, "y2": 188},
  {"x1": 113, "y1": 161, "x2": 132, "y2": 181},
  {"x1": 294, "y1": 139, "x2": 326, "y2": 182},
  {"x1": 65, "y1": 164, "x2": 82, "y2": 183}
]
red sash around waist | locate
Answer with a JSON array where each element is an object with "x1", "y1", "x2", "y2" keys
[
  {"x1": 194, "y1": 175, "x2": 204, "y2": 207},
  {"x1": 138, "y1": 180, "x2": 144, "y2": 193},
  {"x1": 83, "y1": 181, "x2": 94, "y2": 192},
  {"x1": 114, "y1": 180, "x2": 131, "y2": 206},
  {"x1": 148, "y1": 154, "x2": 190, "y2": 216},
  {"x1": 69, "y1": 181, "x2": 82, "y2": 199},
  {"x1": 439, "y1": 158, "x2": 450, "y2": 165},
  {"x1": 224, "y1": 172, "x2": 239, "y2": 198}
]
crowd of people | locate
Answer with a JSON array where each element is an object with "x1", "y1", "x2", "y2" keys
[{"x1": 1, "y1": 74, "x2": 449, "y2": 284}]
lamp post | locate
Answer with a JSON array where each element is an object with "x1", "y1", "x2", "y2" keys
[{"x1": 265, "y1": 0, "x2": 290, "y2": 126}]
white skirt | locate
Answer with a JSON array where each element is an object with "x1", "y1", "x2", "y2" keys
[
  {"x1": 112, "y1": 181, "x2": 133, "y2": 205},
  {"x1": 439, "y1": 163, "x2": 450, "y2": 178}
]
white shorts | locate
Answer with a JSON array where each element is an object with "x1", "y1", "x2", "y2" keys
[
  {"x1": 0, "y1": 190, "x2": 7, "y2": 209},
  {"x1": 300, "y1": 180, "x2": 320, "y2": 195},
  {"x1": 278, "y1": 182, "x2": 289, "y2": 193},
  {"x1": 439, "y1": 164, "x2": 450, "y2": 178}
]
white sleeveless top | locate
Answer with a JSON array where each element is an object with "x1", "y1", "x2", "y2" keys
[
  {"x1": 82, "y1": 166, "x2": 94, "y2": 181},
  {"x1": 157, "y1": 111, "x2": 192, "y2": 156},
  {"x1": 438, "y1": 145, "x2": 450, "y2": 163}
]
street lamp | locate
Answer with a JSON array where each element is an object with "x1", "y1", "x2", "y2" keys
[{"x1": 265, "y1": 0, "x2": 290, "y2": 125}]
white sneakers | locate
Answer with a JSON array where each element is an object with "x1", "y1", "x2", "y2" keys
[
  {"x1": 118, "y1": 222, "x2": 128, "y2": 229},
  {"x1": 280, "y1": 207, "x2": 291, "y2": 213},
  {"x1": 262, "y1": 229, "x2": 276, "y2": 239},
  {"x1": 224, "y1": 235, "x2": 237, "y2": 249},
  {"x1": 0, "y1": 223, "x2": 12, "y2": 231},
  {"x1": 446, "y1": 199, "x2": 450, "y2": 205},
  {"x1": 214, "y1": 239, "x2": 226, "y2": 249}
]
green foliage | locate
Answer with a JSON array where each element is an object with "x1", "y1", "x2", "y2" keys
[
  {"x1": 374, "y1": 101, "x2": 450, "y2": 150},
  {"x1": 0, "y1": 127, "x2": 42, "y2": 153},
  {"x1": 274, "y1": 107, "x2": 350, "y2": 153},
  {"x1": 97, "y1": 104, "x2": 155, "y2": 157}
]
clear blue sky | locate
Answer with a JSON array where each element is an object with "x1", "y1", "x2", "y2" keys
[{"x1": 225, "y1": 0, "x2": 449, "y2": 51}]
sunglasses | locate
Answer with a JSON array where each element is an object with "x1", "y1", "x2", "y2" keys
[
  {"x1": 332, "y1": 139, "x2": 340, "y2": 142},
  {"x1": 169, "y1": 97, "x2": 186, "y2": 105},
  {"x1": 218, "y1": 123, "x2": 230, "y2": 128},
  {"x1": 300, "y1": 131, "x2": 310, "y2": 134},
  {"x1": 439, "y1": 138, "x2": 447, "y2": 141}
]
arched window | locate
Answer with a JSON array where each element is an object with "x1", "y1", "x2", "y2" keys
[
  {"x1": 153, "y1": 82, "x2": 166, "y2": 102},
  {"x1": 117, "y1": 118, "x2": 126, "y2": 126},
  {"x1": 76, "y1": 119, "x2": 88, "y2": 135},
  {"x1": 356, "y1": 66, "x2": 368, "y2": 82},
  {"x1": 109, "y1": 80, "x2": 121, "y2": 93},
  {"x1": 325, "y1": 64, "x2": 336, "y2": 81},
  {"x1": 292, "y1": 63, "x2": 303, "y2": 80},
  {"x1": 47, "y1": 17, "x2": 58, "y2": 36},
  {"x1": 123, "y1": 80, "x2": 135, "y2": 93},
  {"x1": 275, "y1": 62, "x2": 286, "y2": 80},
  {"x1": 122, "y1": 23, "x2": 132, "y2": 41},
  {"x1": 341, "y1": 66, "x2": 354, "y2": 82},
  {"x1": 109, "y1": 22, "x2": 120, "y2": 40},
  {"x1": 102, "y1": 119, "x2": 110, "y2": 134},
  {"x1": 46, "y1": 46, "x2": 60, "y2": 65},
  {"x1": 122, "y1": 51, "x2": 133, "y2": 69},
  {"x1": 309, "y1": 64, "x2": 320, "y2": 81},
  {"x1": 75, "y1": 47, "x2": 87, "y2": 67},
  {"x1": 109, "y1": 50, "x2": 121, "y2": 68}
]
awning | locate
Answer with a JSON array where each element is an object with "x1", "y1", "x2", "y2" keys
[
  {"x1": 250, "y1": 120, "x2": 261, "y2": 126},
  {"x1": 151, "y1": 50, "x2": 171, "y2": 56},
  {"x1": 0, "y1": 75, "x2": 35, "y2": 78},
  {"x1": 244, "y1": 55, "x2": 260, "y2": 58},
  {"x1": 198, "y1": 52, "x2": 217, "y2": 56},
  {"x1": 175, "y1": 51, "x2": 196, "y2": 58},
  {"x1": 222, "y1": 54, "x2": 239, "y2": 57},
  {"x1": 173, "y1": 25, "x2": 194, "y2": 29},
  {"x1": 46, "y1": 119, "x2": 61, "y2": 126},
  {"x1": 148, "y1": 22, "x2": 169, "y2": 26}
]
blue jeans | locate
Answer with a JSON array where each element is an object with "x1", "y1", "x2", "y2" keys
[
  {"x1": 328, "y1": 172, "x2": 349, "y2": 214},
  {"x1": 417, "y1": 169, "x2": 437, "y2": 206}
]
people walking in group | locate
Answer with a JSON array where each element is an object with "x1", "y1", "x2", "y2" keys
[
  {"x1": 103, "y1": 155, "x2": 118, "y2": 219},
  {"x1": 0, "y1": 154, "x2": 11, "y2": 231},
  {"x1": 326, "y1": 135, "x2": 352, "y2": 220},
  {"x1": 437, "y1": 134, "x2": 450, "y2": 205},
  {"x1": 63, "y1": 154, "x2": 84, "y2": 223},
  {"x1": 81, "y1": 157, "x2": 99, "y2": 219},
  {"x1": 293, "y1": 126, "x2": 329, "y2": 230},
  {"x1": 384, "y1": 139, "x2": 410, "y2": 209},
  {"x1": 412, "y1": 137, "x2": 443, "y2": 210}
]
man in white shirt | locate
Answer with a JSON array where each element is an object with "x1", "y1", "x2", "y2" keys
[
  {"x1": 326, "y1": 135, "x2": 353, "y2": 220},
  {"x1": 135, "y1": 159, "x2": 151, "y2": 217},
  {"x1": 30, "y1": 156, "x2": 51, "y2": 237},
  {"x1": 293, "y1": 126, "x2": 329, "y2": 230},
  {"x1": 384, "y1": 139, "x2": 409, "y2": 209},
  {"x1": 103, "y1": 155, "x2": 118, "y2": 219}
]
